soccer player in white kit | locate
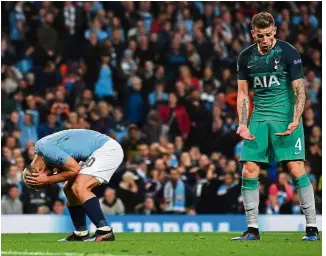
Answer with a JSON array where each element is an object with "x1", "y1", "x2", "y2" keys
[{"x1": 24, "y1": 129, "x2": 124, "y2": 242}]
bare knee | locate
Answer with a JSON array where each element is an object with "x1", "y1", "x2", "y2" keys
[
  {"x1": 242, "y1": 162, "x2": 260, "y2": 178},
  {"x1": 71, "y1": 181, "x2": 86, "y2": 200},
  {"x1": 287, "y1": 160, "x2": 305, "y2": 178}
]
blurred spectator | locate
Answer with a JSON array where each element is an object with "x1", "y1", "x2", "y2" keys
[
  {"x1": 116, "y1": 171, "x2": 144, "y2": 213},
  {"x1": 158, "y1": 168, "x2": 195, "y2": 214},
  {"x1": 52, "y1": 199, "x2": 65, "y2": 215},
  {"x1": 100, "y1": 188, "x2": 125, "y2": 214},
  {"x1": 267, "y1": 173, "x2": 294, "y2": 214},
  {"x1": 37, "y1": 205, "x2": 50, "y2": 214},
  {"x1": 1, "y1": 184, "x2": 23, "y2": 214},
  {"x1": 159, "y1": 92, "x2": 191, "y2": 140},
  {"x1": 136, "y1": 197, "x2": 158, "y2": 214}
]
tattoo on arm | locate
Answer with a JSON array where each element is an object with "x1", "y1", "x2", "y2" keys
[
  {"x1": 292, "y1": 78, "x2": 306, "y2": 122},
  {"x1": 240, "y1": 98, "x2": 249, "y2": 125}
]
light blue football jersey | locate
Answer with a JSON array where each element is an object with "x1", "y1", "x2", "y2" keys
[{"x1": 35, "y1": 129, "x2": 109, "y2": 166}]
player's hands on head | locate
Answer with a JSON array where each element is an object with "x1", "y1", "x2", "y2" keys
[
  {"x1": 236, "y1": 124, "x2": 255, "y2": 140},
  {"x1": 275, "y1": 121, "x2": 299, "y2": 136},
  {"x1": 25, "y1": 171, "x2": 49, "y2": 186}
]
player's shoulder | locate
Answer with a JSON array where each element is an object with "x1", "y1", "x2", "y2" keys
[
  {"x1": 277, "y1": 40, "x2": 299, "y2": 54},
  {"x1": 238, "y1": 43, "x2": 257, "y2": 61}
]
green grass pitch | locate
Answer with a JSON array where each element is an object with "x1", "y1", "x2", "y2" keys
[{"x1": 2, "y1": 232, "x2": 321, "y2": 256}]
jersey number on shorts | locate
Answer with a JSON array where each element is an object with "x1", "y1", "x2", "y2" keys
[
  {"x1": 295, "y1": 138, "x2": 302, "y2": 152},
  {"x1": 85, "y1": 157, "x2": 95, "y2": 167}
]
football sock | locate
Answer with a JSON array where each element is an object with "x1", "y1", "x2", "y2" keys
[
  {"x1": 68, "y1": 205, "x2": 87, "y2": 231},
  {"x1": 83, "y1": 197, "x2": 108, "y2": 228},
  {"x1": 293, "y1": 174, "x2": 317, "y2": 227},
  {"x1": 73, "y1": 230, "x2": 89, "y2": 236},
  {"x1": 242, "y1": 177, "x2": 259, "y2": 229}
]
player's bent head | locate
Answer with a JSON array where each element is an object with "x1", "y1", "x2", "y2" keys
[
  {"x1": 22, "y1": 165, "x2": 46, "y2": 191},
  {"x1": 251, "y1": 12, "x2": 275, "y2": 29}
]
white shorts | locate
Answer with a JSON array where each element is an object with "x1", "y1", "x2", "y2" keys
[{"x1": 79, "y1": 139, "x2": 124, "y2": 184}]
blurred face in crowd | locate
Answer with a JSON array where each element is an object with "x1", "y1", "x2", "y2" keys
[
  {"x1": 278, "y1": 173, "x2": 288, "y2": 186},
  {"x1": 45, "y1": 13, "x2": 54, "y2": 25},
  {"x1": 113, "y1": 108, "x2": 123, "y2": 121},
  {"x1": 304, "y1": 108, "x2": 314, "y2": 121},
  {"x1": 132, "y1": 78, "x2": 142, "y2": 92},
  {"x1": 16, "y1": 157, "x2": 25, "y2": 170},
  {"x1": 227, "y1": 160, "x2": 237, "y2": 173},
  {"x1": 175, "y1": 136, "x2": 183, "y2": 149},
  {"x1": 138, "y1": 144, "x2": 149, "y2": 157},
  {"x1": 199, "y1": 154, "x2": 210, "y2": 168},
  {"x1": 170, "y1": 169, "x2": 180, "y2": 183},
  {"x1": 311, "y1": 126, "x2": 321, "y2": 138},
  {"x1": 8, "y1": 186, "x2": 20, "y2": 200},
  {"x1": 68, "y1": 112, "x2": 78, "y2": 124},
  {"x1": 10, "y1": 111, "x2": 19, "y2": 123},
  {"x1": 155, "y1": 159, "x2": 166, "y2": 172},
  {"x1": 53, "y1": 201, "x2": 65, "y2": 214},
  {"x1": 6, "y1": 136, "x2": 17, "y2": 149},
  {"x1": 3, "y1": 147, "x2": 12, "y2": 160},
  {"x1": 180, "y1": 153, "x2": 191, "y2": 167},
  {"x1": 129, "y1": 40, "x2": 137, "y2": 51},
  {"x1": 47, "y1": 113, "x2": 56, "y2": 126},
  {"x1": 8, "y1": 165, "x2": 20, "y2": 180},
  {"x1": 225, "y1": 173, "x2": 234, "y2": 185},
  {"x1": 98, "y1": 102, "x2": 110, "y2": 118},
  {"x1": 104, "y1": 188, "x2": 116, "y2": 204},
  {"x1": 251, "y1": 25, "x2": 276, "y2": 54},
  {"x1": 166, "y1": 143, "x2": 175, "y2": 155},
  {"x1": 144, "y1": 197, "x2": 154, "y2": 210},
  {"x1": 168, "y1": 93, "x2": 178, "y2": 107},
  {"x1": 12, "y1": 148, "x2": 22, "y2": 159}
]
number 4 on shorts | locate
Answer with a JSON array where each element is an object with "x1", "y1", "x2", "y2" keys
[{"x1": 295, "y1": 138, "x2": 302, "y2": 154}]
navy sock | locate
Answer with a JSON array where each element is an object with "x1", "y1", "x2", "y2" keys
[
  {"x1": 83, "y1": 197, "x2": 108, "y2": 228},
  {"x1": 68, "y1": 205, "x2": 87, "y2": 231}
]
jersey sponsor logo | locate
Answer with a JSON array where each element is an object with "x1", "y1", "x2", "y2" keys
[
  {"x1": 293, "y1": 59, "x2": 302, "y2": 65},
  {"x1": 253, "y1": 75, "x2": 280, "y2": 88}
]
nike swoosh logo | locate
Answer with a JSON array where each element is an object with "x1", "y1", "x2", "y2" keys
[
  {"x1": 295, "y1": 152, "x2": 301, "y2": 155},
  {"x1": 248, "y1": 65, "x2": 253, "y2": 68}
]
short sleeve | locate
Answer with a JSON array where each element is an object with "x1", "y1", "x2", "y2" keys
[
  {"x1": 35, "y1": 141, "x2": 69, "y2": 166},
  {"x1": 284, "y1": 44, "x2": 304, "y2": 82},
  {"x1": 237, "y1": 52, "x2": 249, "y2": 80}
]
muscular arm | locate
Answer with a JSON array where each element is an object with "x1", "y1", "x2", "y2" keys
[
  {"x1": 237, "y1": 80, "x2": 250, "y2": 126},
  {"x1": 292, "y1": 78, "x2": 306, "y2": 123},
  {"x1": 46, "y1": 156, "x2": 81, "y2": 184}
]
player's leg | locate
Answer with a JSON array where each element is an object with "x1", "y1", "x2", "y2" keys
[
  {"x1": 270, "y1": 121, "x2": 319, "y2": 240},
  {"x1": 74, "y1": 139, "x2": 124, "y2": 242},
  {"x1": 58, "y1": 179, "x2": 90, "y2": 242},
  {"x1": 287, "y1": 160, "x2": 319, "y2": 241},
  {"x1": 232, "y1": 161, "x2": 261, "y2": 241},
  {"x1": 71, "y1": 174, "x2": 115, "y2": 241},
  {"x1": 233, "y1": 121, "x2": 269, "y2": 241}
]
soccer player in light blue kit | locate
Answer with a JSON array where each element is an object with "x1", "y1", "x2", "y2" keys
[{"x1": 24, "y1": 129, "x2": 124, "y2": 242}]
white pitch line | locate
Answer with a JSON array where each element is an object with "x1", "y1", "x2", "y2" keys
[{"x1": 1, "y1": 251, "x2": 153, "y2": 256}]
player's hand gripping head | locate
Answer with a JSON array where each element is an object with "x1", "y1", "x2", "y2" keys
[
  {"x1": 251, "y1": 12, "x2": 277, "y2": 54},
  {"x1": 22, "y1": 155, "x2": 53, "y2": 190}
]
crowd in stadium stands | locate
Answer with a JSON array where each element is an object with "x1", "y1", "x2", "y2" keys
[{"x1": 1, "y1": 1, "x2": 322, "y2": 215}]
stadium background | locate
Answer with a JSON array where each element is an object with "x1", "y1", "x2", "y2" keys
[{"x1": 1, "y1": 1, "x2": 322, "y2": 232}]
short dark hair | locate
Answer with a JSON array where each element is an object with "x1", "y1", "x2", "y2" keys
[
  {"x1": 25, "y1": 165, "x2": 38, "y2": 174},
  {"x1": 251, "y1": 12, "x2": 275, "y2": 29}
]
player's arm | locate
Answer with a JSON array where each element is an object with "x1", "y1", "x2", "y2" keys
[
  {"x1": 275, "y1": 44, "x2": 305, "y2": 136},
  {"x1": 27, "y1": 143, "x2": 81, "y2": 185},
  {"x1": 292, "y1": 78, "x2": 306, "y2": 123},
  {"x1": 237, "y1": 80, "x2": 250, "y2": 126},
  {"x1": 236, "y1": 52, "x2": 255, "y2": 140},
  {"x1": 46, "y1": 156, "x2": 81, "y2": 184}
]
